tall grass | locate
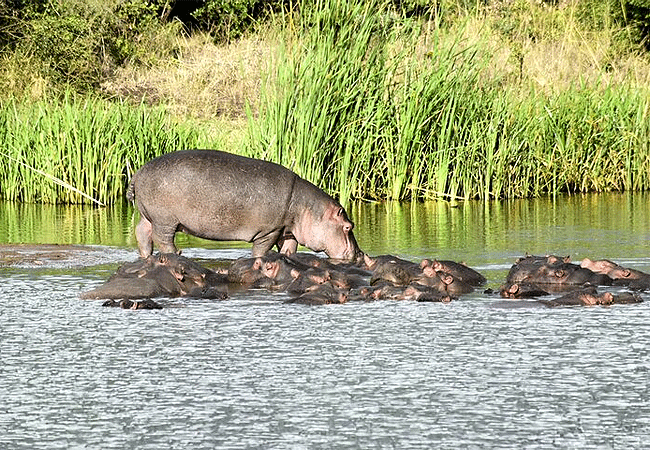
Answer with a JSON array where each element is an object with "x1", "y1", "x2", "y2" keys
[
  {"x1": 2, "y1": 0, "x2": 650, "y2": 206},
  {"x1": 0, "y1": 94, "x2": 213, "y2": 204},
  {"x1": 246, "y1": 0, "x2": 650, "y2": 206}
]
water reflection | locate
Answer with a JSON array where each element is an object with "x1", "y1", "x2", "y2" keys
[
  {"x1": 352, "y1": 192, "x2": 650, "y2": 263},
  {"x1": 3, "y1": 192, "x2": 650, "y2": 263},
  {"x1": 0, "y1": 201, "x2": 137, "y2": 247}
]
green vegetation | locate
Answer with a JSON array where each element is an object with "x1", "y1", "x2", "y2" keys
[
  {"x1": 247, "y1": 0, "x2": 650, "y2": 203},
  {"x1": 1, "y1": 0, "x2": 650, "y2": 205},
  {"x1": 0, "y1": 94, "x2": 218, "y2": 204}
]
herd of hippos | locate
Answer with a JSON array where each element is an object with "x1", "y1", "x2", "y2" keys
[{"x1": 80, "y1": 150, "x2": 646, "y2": 309}]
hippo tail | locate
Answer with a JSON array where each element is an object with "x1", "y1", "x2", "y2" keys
[{"x1": 126, "y1": 179, "x2": 136, "y2": 203}]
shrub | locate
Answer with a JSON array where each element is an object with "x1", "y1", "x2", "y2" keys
[{"x1": 192, "y1": 0, "x2": 291, "y2": 42}]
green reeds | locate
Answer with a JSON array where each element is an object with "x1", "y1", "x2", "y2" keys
[
  {"x1": 246, "y1": 0, "x2": 650, "y2": 205},
  {"x1": 2, "y1": 1, "x2": 650, "y2": 206},
  {"x1": 0, "y1": 94, "x2": 208, "y2": 204}
]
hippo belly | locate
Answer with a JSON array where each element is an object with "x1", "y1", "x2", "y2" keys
[
  {"x1": 171, "y1": 187, "x2": 291, "y2": 243},
  {"x1": 131, "y1": 150, "x2": 294, "y2": 252}
]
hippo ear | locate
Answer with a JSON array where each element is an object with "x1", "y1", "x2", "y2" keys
[
  {"x1": 253, "y1": 258, "x2": 263, "y2": 270},
  {"x1": 422, "y1": 266, "x2": 436, "y2": 277},
  {"x1": 440, "y1": 274, "x2": 453, "y2": 285},
  {"x1": 554, "y1": 269, "x2": 565, "y2": 278},
  {"x1": 508, "y1": 284, "x2": 519, "y2": 294},
  {"x1": 333, "y1": 206, "x2": 353, "y2": 230}
]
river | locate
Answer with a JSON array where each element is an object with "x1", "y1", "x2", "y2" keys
[{"x1": 1, "y1": 193, "x2": 649, "y2": 448}]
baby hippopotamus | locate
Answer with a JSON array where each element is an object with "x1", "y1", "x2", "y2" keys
[{"x1": 127, "y1": 150, "x2": 361, "y2": 261}]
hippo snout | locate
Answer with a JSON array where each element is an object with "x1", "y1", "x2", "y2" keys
[{"x1": 329, "y1": 232, "x2": 362, "y2": 262}]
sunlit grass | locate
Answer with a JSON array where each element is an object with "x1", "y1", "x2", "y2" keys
[
  {"x1": 0, "y1": 94, "x2": 220, "y2": 204},
  {"x1": 245, "y1": 0, "x2": 650, "y2": 205},
  {"x1": 2, "y1": 0, "x2": 650, "y2": 205}
]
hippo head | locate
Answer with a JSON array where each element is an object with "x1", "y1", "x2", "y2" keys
[
  {"x1": 294, "y1": 202, "x2": 361, "y2": 261},
  {"x1": 580, "y1": 258, "x2": 635, "y2": 280}
]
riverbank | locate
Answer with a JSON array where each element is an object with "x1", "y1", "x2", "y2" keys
[{"x1": 1, "y1": 1, "x2": 649, "y2": 204}]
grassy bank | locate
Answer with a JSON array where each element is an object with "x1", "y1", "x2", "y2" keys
[
  {"x1": 246, "y1": 1, "x2": 650, "y2": 204},
  {"x1": 0, "y1": 94, "x2": 225, "y2": 205},
  {"x1": 1, "y1": 1, "x2": 650, "y2": 205}
]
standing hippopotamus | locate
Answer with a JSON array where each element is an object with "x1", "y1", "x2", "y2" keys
[{"x1": 127, "y1": 150, "x2": 361, "y2": 261}]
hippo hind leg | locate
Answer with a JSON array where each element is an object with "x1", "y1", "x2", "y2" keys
[
  {"x1": 152, "y1": 223, "x2": 180, "y2": 255},
  {"x1": 135, "y1": 216, "x2": 154, "y2": 258}
]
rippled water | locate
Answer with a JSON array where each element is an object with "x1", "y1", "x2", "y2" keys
[{"x1": 2, "y1": 194, "x2": 650, "y2": 448}]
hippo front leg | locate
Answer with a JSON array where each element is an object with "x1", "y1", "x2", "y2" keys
[{"x1": 276, "y1": 231, "x2": 298, "y2": 256}]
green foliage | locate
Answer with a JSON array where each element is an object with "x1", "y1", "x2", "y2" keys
[
  {"x1": 21, "y1": 13, "x2": 102, "y2": 90},
  {"x1": 1, "y1": 0, "x2": 650, "y2": 205},
  {"x1": 110, "y1": 0, "x2": 163, "y2": 65},
  {"x1": 0, "y1": 0, "x2": 182, "y2": 93},
  {"x1": 246, "y1": 0, "x2": 650, "y2": 205},
  {"x1": 193, "y1": 0, "x2": 290, "y2": 42},
  {"x1": 0, "y1": 94, "x2": 211, "y2": 204},
  {"x1": 623, "y1": 0, "x2": 650, "y2": 49}
]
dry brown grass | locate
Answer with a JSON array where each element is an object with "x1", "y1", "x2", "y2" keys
[
  {"x1": 435, "y1": 7, "x2": 650, "y2": 96},
  {"x1": 97, "y1": 1, "x2": 650, "y2": 126},
  {"x1": 100, "y1": 32, "x2": 272, "y2": 120}
]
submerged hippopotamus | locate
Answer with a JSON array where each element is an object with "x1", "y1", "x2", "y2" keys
[
  {"x1": 420, "y1": 259, "x2": 486, "y2": 286},
  {"x1": 580, "y1": 258, "x2": 650, "y2": 289},
  {"x1": 80, "y1": 253, "x2": 228, "y2": 301},
  {"x1": 507, "y1": 255, "x2": 612, "y2": 288},
  {"x1": 102, "y1": 299, "x2": 164, "y2": 310},
  {"x1": 541, "y1": 287, "x2": 643, "y2": 307},
  {"x1": 127, "y1": 150, "x2": 361, "y2": 261},
  {"x1": 364, "y1": 254, "x2": 476, "y2": 295}
]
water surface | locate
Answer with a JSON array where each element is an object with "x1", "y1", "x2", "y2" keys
[{"x1": 1, "y1": 193, "x2": 650, "y2": 448}]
